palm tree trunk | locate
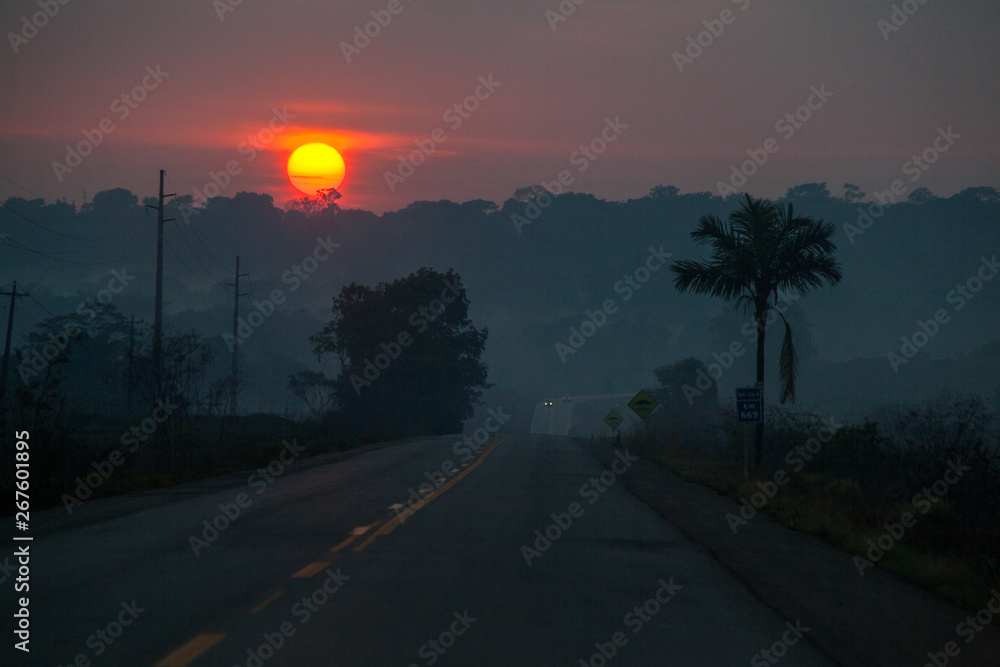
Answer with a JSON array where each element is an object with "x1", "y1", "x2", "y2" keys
[{"x1": 754, "y1": 309, "x2": 765, "y2": 467}]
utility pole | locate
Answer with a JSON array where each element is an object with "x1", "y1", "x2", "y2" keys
[
  {"x1": 226, "y1": 256, "x2": 248, "y2": 416},
  {"x1": 145, "y1": 170, "x2": 174, "y2": 397},
  {"x1": 0, "y1": 281, "x2": 28, "y2": 406},
  {"x1": 127, "y1": 316, "x2": 144, "y2": 413}
]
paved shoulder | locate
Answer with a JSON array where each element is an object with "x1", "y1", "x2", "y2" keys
[{"x1": 584, "y1": 439, "x2": 1000, "y2": 667}]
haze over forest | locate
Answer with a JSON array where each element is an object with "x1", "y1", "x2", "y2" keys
[{"x1": 3, "y1": 182, "x2": 998, "y2": 426}]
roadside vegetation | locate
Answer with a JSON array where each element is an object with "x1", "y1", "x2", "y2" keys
[
  {"x1": 0, "y1": 267, "x2": 490, "y2": 517},
  {"x1": 627, "y1": 385, "x2": 1000, "y2": 612},
  {"x1": 0, "y1": 413, "x2": 367, "y2": 517}
]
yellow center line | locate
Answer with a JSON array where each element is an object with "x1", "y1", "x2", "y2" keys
[
  {"x1": 330, "y1": 534, "x2": 358, "y2": 552},
  {"x1": 291, "y1": 561, "x2": 331, "y2": 578},
  {"x1": 331, "y1": 520, "x2": 383, "y2": 552},
  {"x1": 154, "y1": 442, "x2": 510, "y2": 667},
  {"x1": 249, "y1": 589, "x2": 284, "y2": 615},
  {"x1": 155, "y1": 633, "x2": 226, "y2": 667},
  {"x1": 353, "y1": 514, "x2": 403, "y2": 551},
  {"x1": 353, "y1": 434, "x2": 508, "y2": 552},
  {"x1": 351, "y1": 521, "x2": 381, "y2": 535}
]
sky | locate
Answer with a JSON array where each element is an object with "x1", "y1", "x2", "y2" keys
[{"x1": 2, "y1": 0, "x2": 999, "y2": 213}]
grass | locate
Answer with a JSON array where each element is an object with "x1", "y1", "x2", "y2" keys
[
  {"x1": 1, "y1": 414, "x2": 367, "y2": 517},
  {"x1": 649, "y1": 454, "x2": 999, "y2": 613}
]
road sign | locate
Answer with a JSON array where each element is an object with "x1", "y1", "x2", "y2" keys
[
  {"x1": 628, "y1": 389, "x2": 658, "y2": 420},
  {"x1": 736, "y1": 387, "x2": 762, "y2": 423},
  {"x1": 604, "y1": 410, "x2": 623, "y2": 430}
]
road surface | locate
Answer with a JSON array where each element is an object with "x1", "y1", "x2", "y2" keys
[{"x1": 5, "y1": 434, "x2": 841, "y2": 665}]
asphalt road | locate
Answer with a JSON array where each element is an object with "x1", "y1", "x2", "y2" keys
[{"x1": 4, "y1": 434, "x2": 838, "y2": 666}]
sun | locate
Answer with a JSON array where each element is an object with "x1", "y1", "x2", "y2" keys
[{"x1": 287, "y1": 142, "x2": 346, "y2": 196}]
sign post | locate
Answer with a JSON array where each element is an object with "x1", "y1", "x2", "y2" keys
[
  {"x1": 736, "y1": 387, "x2": 762, "y2": 478},
  {"x1": 743, "y1": 427, "x2": 749, "y2": 480}
]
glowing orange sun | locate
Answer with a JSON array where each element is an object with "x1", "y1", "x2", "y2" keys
[{"x1": 287, "y1": 142, "x2": 346, "y2": 196}]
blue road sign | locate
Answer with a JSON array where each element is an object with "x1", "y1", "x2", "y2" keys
[{"x1": 736, "y1": 387, "x2": 762, "y2": 423}]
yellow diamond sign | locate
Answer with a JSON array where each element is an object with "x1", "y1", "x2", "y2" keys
[
  {"x1": 628, "y1": 389, "x2": 658, "y2": 419},
  {"x1": 604, "y1": 410, "x2": 623, "y2": 430}
]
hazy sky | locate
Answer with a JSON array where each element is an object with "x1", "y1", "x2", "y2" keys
[{"x1": 2, "y1": 0, "x2": 998, "y2": 212}]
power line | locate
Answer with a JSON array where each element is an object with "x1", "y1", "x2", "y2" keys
[
  {"x1": 20, "y1": 308, "x2": 42, "y2": 326},
  {"x1": 27, "y1": 294, "x2": 56, "y2": 319},
  {"x1": 170, "y1": 219, "x2": 225, "y2": 285},
  {"x1": 164, "y1": 173, "x2": 231, "y2": 274},
  {"x1": 226, "y1": 256, "x2": 248, "y2": 416},
  {"x1": 186, "y1": 221, "x2": 231, "y2": 273},
  {"x1": 143, "y1": 207, "x2": 218, "y2": 288},
  {"x1": 246, "y1": 276, "x2": 282, "y2": 381},
  {"x1": 1, "y1": 236, "x2": 128, "y2": 265},
  {"x1": 0, "y1": 173, "x2": 42, "y2": 198},
  {"x1": 1, "y1": 241, "x2": 78, "y2": 254},
  {"x1": 1, "y1": 200, "x2": 117, "y2": 242},
  {"x1": 163, "y1": 236, "x2": 220, "y2": 288}
]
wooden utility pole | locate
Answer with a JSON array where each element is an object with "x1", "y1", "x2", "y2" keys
[
  {"x1": 0, "y1": 281, "x2": 28, "y2": 406},
  {"x1": 145, "y1": 170, "x2": 174, "y2": 396},
  {"x1": 127, "y1": 316, "x2": 144, "y2": 413},
  {"x1": 226, "y1": 256, "x2": 248, "y2": 415}
]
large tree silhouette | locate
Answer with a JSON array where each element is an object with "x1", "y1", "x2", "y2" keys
[
  {"x1": 309, "y1": 268, "x2": 490, "y2": 436},
  {"x1": 670, "y1": 193, "x2": 842, "y2": 465}
]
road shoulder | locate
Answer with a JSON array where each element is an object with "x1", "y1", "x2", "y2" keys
[{"x1": 583, "y1": 439, "x2": 1000, "y2": 667}]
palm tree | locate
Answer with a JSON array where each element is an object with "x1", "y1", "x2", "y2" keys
[{"x1": 670, "y1": 193, "x2": 842, "y2": 466}]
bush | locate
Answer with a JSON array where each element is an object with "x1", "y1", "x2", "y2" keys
[{"x1": 883, "y1": 391, "x2": 999, "y2": 539}]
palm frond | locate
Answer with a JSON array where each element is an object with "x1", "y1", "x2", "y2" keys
[
  {"x1": 779, "y1": 314, "x2": 798, "y2": 404},
  {"x1": 690, "y1": 214, "x2": 731, "y2": 246},
  {"x1": 671, "y1": 259, "x2": 749, "y2": 301}
]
